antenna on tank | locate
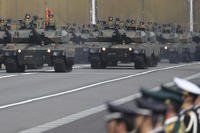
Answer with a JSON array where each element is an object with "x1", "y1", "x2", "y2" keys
[{"x1": 90, "y1": 0, "x2": 96, "y2": 25}]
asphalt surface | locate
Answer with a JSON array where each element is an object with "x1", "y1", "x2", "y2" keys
[{"x1": 0, "y1": 62, "x2": 199, "y2": 133}]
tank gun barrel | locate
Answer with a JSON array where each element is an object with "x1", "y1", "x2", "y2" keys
[{"x1": 29, "y1": 27, "x2": 43, "y2": 45}]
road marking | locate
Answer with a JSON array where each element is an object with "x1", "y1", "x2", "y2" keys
[
  {"x1": 0, "y1": 75, "x2": 16, "y2": 79},
  {"x1": 0, "y1": 62, "x2": 199, "y2": 111},
  {"x1": 0, "y1": 64, "x2": 91, "y2": 79},
  {"x1": 19, "y1": 72, "x2": 200, "y2": 133}
]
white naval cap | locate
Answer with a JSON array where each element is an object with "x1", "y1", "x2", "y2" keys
[{"x1": 174, "y1": 77, "x2": 200, "y2": 95}]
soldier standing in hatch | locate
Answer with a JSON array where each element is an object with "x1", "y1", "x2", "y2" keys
[
  {"x1": 46, "y1": 14, "x2": 56, "y2": 30},
  {"x1": 0, "y1": 17, "x2": 7, "y2": 30},
  {"x1": 22, "y1": 14, "x2": 33, "y2": 29}
]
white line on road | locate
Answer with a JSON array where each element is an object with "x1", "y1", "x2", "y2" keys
[
  {"x1": 19, "y1": 72, "x2": 200, "y2": 133},
  {"x1": 0, "y1": 75, "x2": 16, "y2": 79},
  {"x1": 0, "y1": 63, "x2": 198, "y2": 111},
  {"x1": 0, "y1": 64, "x2": 91, "y2": 79}
]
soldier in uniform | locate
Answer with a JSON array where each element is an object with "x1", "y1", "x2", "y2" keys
[
  {"x1": 0, "y1": 17, "x2": 7, "y2": 30},
  {"x1": 22, "y1": 13, "x2": 33, "y2": 29},
  {"x1": 192, "y1": 83, "x2": 200, "y2": 132},
  {"x1": 174, "y1": 77, "x2": 200, "y2": 133},
  {"x1": 141, "y1": 88, "x2": 185, "y2": 133},
  {"x1": 106, "y1": 102, "x2": 152, "y2": 133},
  {"x1": 136, "y1": 97, "x2": 167, "y2": 133},
  {"x1": 108, "y1": 17, "x2": 115, "y2": 29},
  {"x1": 138, "y1": 21, "x2": 145, "y2": 31},
  {"x1": 46, "y1": 14, "x2": 56, "y2": 30}
]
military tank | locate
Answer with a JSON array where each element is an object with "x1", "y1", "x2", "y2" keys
[
  {"x1": 0, "y1": 28, "x2": 11, "y2": 68},
  {"x1": 0, "y1": 18, "x2": 12, "y2": 68},
  {"x1": 2, "y1": 19, "x2": 75, "y2": 73},
  {"x1": 42, "y1": 27, "x2": 75, "y2": 72},
  {"x1": 126, "y1": 28, "x2": 160, "y2": 69},
  {"x1": 88, "y1": 21, "x2": 160, "y2": 69},
  {"x1": 159, "y1": 28, "x2": 182, "y2": 63},
  {"x1": 179, "y1": 32, "x2": 196, "y2": 62}
]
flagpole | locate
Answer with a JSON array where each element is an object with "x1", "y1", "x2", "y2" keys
[
  {"x1": 189, "y1": 0, "x2": 194, "y2": 32},
  {"x1": 90, "y1": 0, "x2": 96, "y2": 25}
]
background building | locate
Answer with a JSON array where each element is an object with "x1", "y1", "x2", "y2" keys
[{"x1": 0, "y1": 0, "x2": 199, "y2": 31}]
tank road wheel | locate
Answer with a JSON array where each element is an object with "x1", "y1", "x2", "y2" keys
[
  {"x1": 134, "y1": 56, "x2": 148, "y2": 69},
  {"x1": 5, "y1": 58, "x2": 25, "y2": 73},
  {"x1": 5, "y1": 59, "x2": 18, "y2": 73},
  {"x1": 53, "y1": 58, "x2": 67, "y2": 72}
]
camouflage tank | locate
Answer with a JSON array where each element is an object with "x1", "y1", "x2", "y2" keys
[
  {"x1": 42, "y1": 28, "x2": 75, "y2": 72},
  {"x1": 88, "y1": 22, "x2": 160, "y2": 69},
  {"x1": 179, "y1": 32, "x2": 196, "y2": 62},
  {"x1": 2, "y1": 15, "x2": 75, "y2": 73},
  {"x1": 159, "y1": 27, "x2": 182, "y2": 63},
  {"x1": 0, "y1": 17, "x2": 12, "y2": 68},
  {"x1": 126, "y1": 29, "x2": 160, "y2": 69}
]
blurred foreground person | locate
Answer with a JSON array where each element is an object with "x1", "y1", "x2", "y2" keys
[{"x1": 174, "y1": 77, "x2": 200, "y2": 133}]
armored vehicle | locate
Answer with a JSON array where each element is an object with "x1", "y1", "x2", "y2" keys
[
  {"x1": 2, "y1": 19, "x2": 75, "y2": 73},
  {"x1": 0, "y1": 28, "x2": 11, "y2": 68},
  {"x1": 179, "y1": 33, "x2": 196, "y2": 62},
  {"x1": 0, "y1": 18, "x2": 12, "y2": 68},
  {"x1": 42, "y1": 28, "x2": 75, "y2": 72},
  {"x1": 3, "y1": 27, "x2": 75, "y2": 73},
  {"x1": 126, "y1": 29, "x2": 160, "y2": 69},
  {"x1": 88, "y1": 25, "x2": 160, "y2": 69},
  {"x1": 159, "y1": 29, "x2": 181, "y2": 63}
]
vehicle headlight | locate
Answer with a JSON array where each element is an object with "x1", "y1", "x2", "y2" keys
[
  {"x1": 102, "y1": 47, "x2": 106, "y2": 51},
  {"x1": 47, "y1": 49, "x2": 51, "y2": 53},
  {"x1": 128, "y1": 47, "x2": 133, "y2": 51},
  {"x1": 18, "y1": 49, "x2": 21, "y2": 53},
  {"x1": 164, "y1": 46, "x2": 168, "y2": 50}
]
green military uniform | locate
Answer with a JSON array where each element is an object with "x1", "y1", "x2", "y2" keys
[
  {"x1": 22, "y1": 14, "x2": 33, "y2": 29},
  {"x1": 108, "y1": 17, "x2": 114, "y2": 29},
  {"x1": 0, "y1": 17, "x2": 7, "y2": 30},
  {"x1": 174, "y1": 77, "x2": 200, "y2": 133},
  {"x1": 46, "y1": 14, "x2": 56, "y2": 30},
  {"x1": 141, "y1": 87, "x2": 185, "y2": 133}
]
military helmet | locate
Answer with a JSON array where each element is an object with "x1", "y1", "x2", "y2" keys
[
  {"x1": 25, "y1": 13, "x2": 31, "y2": 19},
  {"x1": 131, "y1": 19, "x2": 136, "y2": 24},
  {"x1": 0, "y1": 17, "x2": 5, "y2": 23},
  {"x1": 49, "y1": 14, "x2": 54, "y2": 18},
  {"x1": 140, "y1": 21, "x2": 145, "y2": 25},
  {"x1": 108, "y1": 17, "x2": 113, "y2": 21}
]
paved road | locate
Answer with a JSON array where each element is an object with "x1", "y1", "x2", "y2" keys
[{"x1": 0, "y1": 63, "x2": 199, "y2": 133}]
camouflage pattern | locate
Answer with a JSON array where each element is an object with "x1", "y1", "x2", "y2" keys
[
  {"x1": 2, "y1": 15, "x2": 75, "y2": 73},
  {"x1": 87, "y1": 19, "x2": 160, "y2": 69}
]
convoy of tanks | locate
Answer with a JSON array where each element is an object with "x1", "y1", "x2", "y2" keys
[{"x1": 0, "y1": 14, "x2": 199, "y2": 73}]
